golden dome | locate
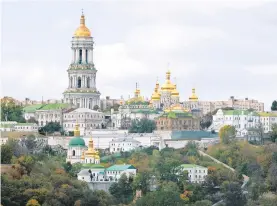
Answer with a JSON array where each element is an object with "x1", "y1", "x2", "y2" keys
[
  {"x1": 84, "y1": 137, "x2": 100, "y2": 159},
  {"x1": 151, "y1": 81, "x2": 161, "y2": 100},
  {"x1": 161, "y1": 70, "x2": 175, "y2": 91},
  {"x1": 74, "y1": 123, "x2": 80, "y2": 136},
  {"x1": 74, "y1": 13, "x2": 91, "y2": 37},
  {"x1": 189, "y1": 88, "x2": 198, "y2": 101},
  {"x1": 171, "y1": 84, "x2": 179, "y2": 97}
]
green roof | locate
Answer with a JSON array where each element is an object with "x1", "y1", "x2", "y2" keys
[
  {"x1": 0, "y1": 124, "x2": 14, "y2": 128},
  {"x1": 258, "y1": 112, "x2": 277, "y2": 117},
  {"x1": 106, "y1": 164, "x2": 136, "y2": 171},
  {"x1": 222, "y1": 110, "x2": 259, "y2": 116},
  {"x1": 15, "y1": 123, "x2": 36, "y2": 126},
  {"x1": 81, "y1": 164, "x2": 105, "y2": 169},
  {"x1": 172, "y1": 131, "x2": 218, "y2": 139},
  {"x1": 180, "y1": 164, "x2": 206, "y2": 169},
  {"x1": 69, "y1": 137, "x2": 86, "y2": 147},
  {"x1": 38, "y1": 103, "x2": 70, "y2": 111},
  {"x1": 23, "y1": 104, "x2": 45, "y2": 113},
  {"x1": 163, "y1": 111, "x2": 193, "y2": 119}
]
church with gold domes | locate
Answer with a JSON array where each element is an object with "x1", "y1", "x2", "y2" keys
[
  {"x1": 63, "y1": 12, "x2": 100, "y2": 109},
  {"x1": 149, "y1": 70, "x2": 182, "y2": 110},
  {"x1": 66, "y1": 123, "x2": 100, "y2": 164}
]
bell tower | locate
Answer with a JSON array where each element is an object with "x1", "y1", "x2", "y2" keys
[{"x1": 63, "y1": 11, "x2": 100, "y2": 109}]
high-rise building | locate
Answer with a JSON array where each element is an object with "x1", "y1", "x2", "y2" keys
[{"x1": 63, "y1": 12, "x2": 100, "y2": 109}]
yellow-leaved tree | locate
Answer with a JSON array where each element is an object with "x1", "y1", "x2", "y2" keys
[
  {"x1": 219, "y1": 125, "x2": 236, "y2": 144},
  {"x1": 26, "y1": 199, "x2": 40, "y2": 206}
]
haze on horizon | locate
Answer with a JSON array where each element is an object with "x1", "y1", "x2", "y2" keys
[{"x1": 1, "y1": 0, "x2": 277, "y2": 110}]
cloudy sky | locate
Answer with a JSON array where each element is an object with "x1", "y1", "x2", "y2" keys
[{"x1": 1, "y1": 0, "x2": 277, "y2": 110}]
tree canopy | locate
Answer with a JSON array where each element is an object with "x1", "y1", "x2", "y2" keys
[
  {"x1": 128, "y1": 118, "x2": 156, "y2": 133},
  {"x1": 0, "y1": 97, "x2": 26, "y2": 122},
  {"x1": 271, "y1": 100, "x2": 277, "y2": 111},
  {"x1": 219, "y1": 125, "x2": 236, "y2": 144}
]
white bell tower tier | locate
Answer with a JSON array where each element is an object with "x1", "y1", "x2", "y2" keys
[{"x1": 63, "y1": 12, "x2": 100, "y2": 109}]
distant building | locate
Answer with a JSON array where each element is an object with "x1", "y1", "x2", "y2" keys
[
  {"x1": 14, "y1": 123, "x2": 38, "y2": 132},
  {"x1": 179, "y1": 164, "x2": 208, "y2": 183},
  {"x1": 35, "y1": 103, "x2": 72, "y2": 127},
  {"x1": 211, "y1": 109, "x2": 277, "y2": 136},
  {"x1": 63, "y1": 108, "x2": 105, "y2": 135},
  {"x1": 109, "y1": 137, "x2": 141, "y2": 153},
  {"x1": 183, "y1": 92, "x2": 264, "y2": 115},
  {"x1": 100, "y1": 96, "x2": 122, "y2": 111},
  {"x1": 0, "y1": 122, "x2": 38, "y2": 132},
  {"x1": 155, "y1": 105, "x2": 200, "y2": 131}
]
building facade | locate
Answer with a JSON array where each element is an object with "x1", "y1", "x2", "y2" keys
[
  {"x1": 183, "y1": 94, "x2": 264, "y2": 115},
  {"x1": 155, "y1": 105, "x2": 200, "y2": 131},
  {"x1": 63, "y1": 108, "x2": 105, "y2": 135},
  {"x1": 35, "y1": 103, "x2": 71, "y2": 127},
  {"x1": 180, "y1": 164, "x2": 208, "y2": 183},
  {"x1": 109, "y1": 137, "x2": 141, "y2": 153},
  {"x1": 63, "y1": 13, "x2": 100, "y2": 109},
  {"x1": 211, "y1": 109, "x2": 277, "y2": 136}
]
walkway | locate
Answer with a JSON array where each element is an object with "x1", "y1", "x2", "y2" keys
[{"x1": 198, "y1": 150, "x2": 249, "y2": 206}]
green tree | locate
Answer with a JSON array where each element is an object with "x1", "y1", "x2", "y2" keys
[
  {"x1": 132, "y1": 172, "x2": 152, "y2": 195},
  {"x1": 129, "y1": 118, "x2": 156, "y2": 133},
  {"x1": 194, "y1": 200, "x2": 212, "y2": 206},
  {"x1": 135, "y1": 190, "x2": 184, "y2": 206},
  {"x1": 93, "y1": 105, "x2": 100, "y2": 111},
  {"x1": 200, "y1": 112, "x2": 213, "y2": 129},
  {"x1": 1, "y1": 144, "x2": 13, "y2": 164},
  {"x1": 266, "y1": 163, "x2": 277, "y2": 191},
  {"x1": 271, "y1": 100, "x2": 277, "y2": 111},
  {"x1": 109, "y1": 174, "x2": 133, "y2": 204},
  {"x1": 40, "y1": 122, "x2": 61, "y2": 134},
  {"x1": 221, "y1": 182, "x2": 246, "y2": 206},
  {"x1": 219, "y1": 125, "x2": 236, "y2": 144},
  {"x1": 16, "y1": 155, "x2": 35, "y2": 176},
  {"x1": 269, "y1": 124, "x2": 277, "y2": 143},
  {"x1": 1, "y1": 97, "x2": 26, "y2": 122}
]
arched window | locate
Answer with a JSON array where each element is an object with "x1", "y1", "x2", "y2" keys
[
  {"x1": 77, "y1": 77, "x2": 81, "y2": 88},
  {"x1": 72, "y1": 150, "x2": 75, "y2": 156},
  {"x1": 87, "y1": 77, "x2": 90, "y2": 88}
]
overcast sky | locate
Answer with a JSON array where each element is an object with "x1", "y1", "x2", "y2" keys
[{"x1": 1, "y1": 0, "x2": 277, "y2": 110}]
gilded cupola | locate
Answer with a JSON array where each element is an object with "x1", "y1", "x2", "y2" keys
[
  {"x1": 161, "y1": 70, "x2": 175, "y2": 92},
  {"x1": 84, "y1": 137, "x2": 100, "y2": 159},
  {"x1": 74, "y1": 12, "x2": 91, "y2": 37},
  {"x1": 151, "y1": 81, "x2": 161, "y2": 100},
  {"x1": 171, "y1": 84, "x2": 179, "y2": 97},
  {"x1": 189, "y1": 88, "x2": 199, "y2": 101}
]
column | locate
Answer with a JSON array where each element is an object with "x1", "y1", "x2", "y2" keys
[
  {"x1": 84, "y1": 76, "x2": 87, "y2": 88},
  {"x1": 72, "y1": 49, "x2": 75, "y2": 63},
  {"x1": 82, "y1": 49, "x2": 86, "y2": 64},
  {"x1": 90, "y1": 49, "x2": 93, "y2": 64},
  {"x1": 76, "y1": 49, "x2": 80, "y2": 64}
]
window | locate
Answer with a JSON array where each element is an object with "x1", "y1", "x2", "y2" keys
[{"x1": 79, "y1": 49, "x2": 82, "y2": 64}]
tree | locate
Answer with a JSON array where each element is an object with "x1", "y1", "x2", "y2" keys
[
  {"x1": 26, "y1": 199, "x2": 41, "y2": 206},
  {"x1": 194, "y1": 200, "x2": 212, "y2": 206},
  {"x1": 112, "y1": 103, "x2": 120, "y2": 111},
  {"x1": 15, "y1": 155, "x2": 35, "y2": 176},
  {"x1": 135, "y1": 190, "x2": 184, "y2": 206},
  {"x1": 128, "y1": 118, "x2": 156, "y2": 133},
  {"x1": 27, "y1": 117, "x2": 38, "y2": 124},
  {"x1": 200, "y1": 112, "x2": 213, "y2": 129},
  {"x1": 271, "y1": 100, "x2": 277, "y2": 111},
  {"x1": 40, "y1": 122, "x2": 61, "y2": 134},
  {"x1": 269, "y1": 124, "x2": 277, "y2": 143},
  {"x1": 132, "y1": 172, "x2": 152, "y2": 195},
  {"x1": 266, "y1": 163, "x2": 277, "y2": 191},
  {"x1": 1, "y1": 144, "x2": 13, "y2": 164},
  {"x1": 93, "y1": 105, "x2": 100, "y2": 111},
  {"x1": 109, "y1": 174, "x2": 133, "y2": 204},
  {"x1": 219, "y1": 125, "x2": 236, "y2": 144},
  {"x1": 0, "y1": 97, "x2": 26, "y2": 122},
  {"x1": 221, "y1": 182, "x2": 246, "y2": 206}
]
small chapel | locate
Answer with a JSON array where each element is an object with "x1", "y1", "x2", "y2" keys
[{"x1": 66, "y1": 123, "x2": 100, "y2": 164}]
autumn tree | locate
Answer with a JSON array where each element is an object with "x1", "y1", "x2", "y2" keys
[
  {"x1": 26, "y1": 199, "x2": 40, "y2": 206},
  {"x1": 219, "y1": 125, "x2": 236, "y2": 144}
]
